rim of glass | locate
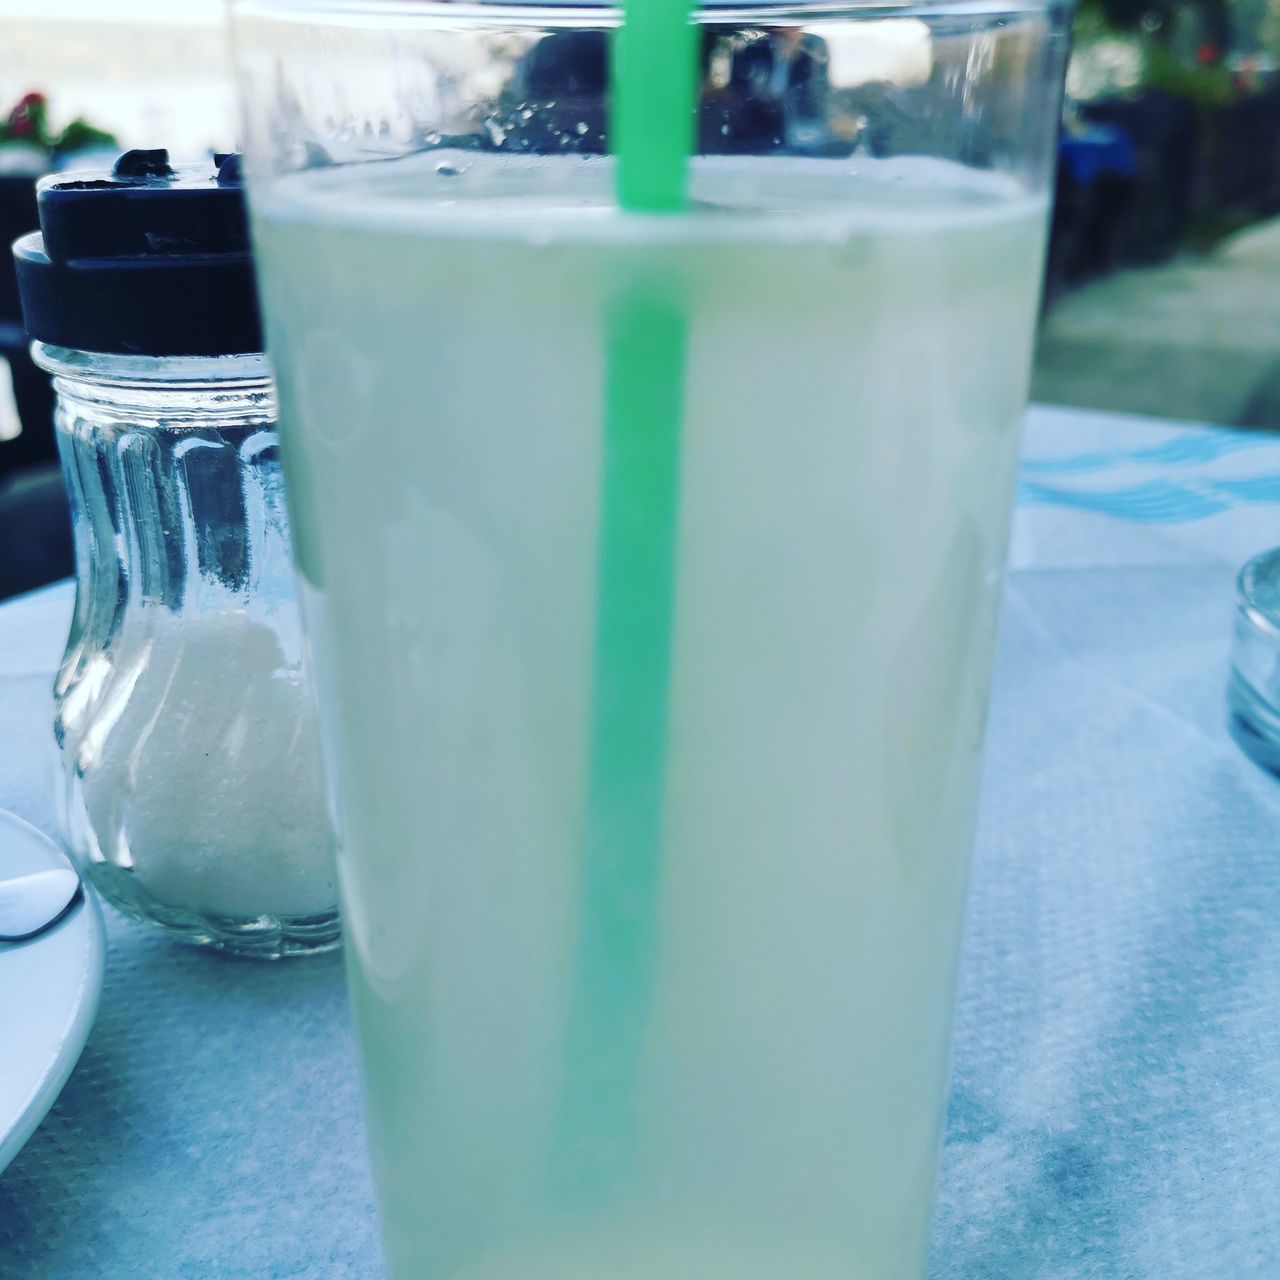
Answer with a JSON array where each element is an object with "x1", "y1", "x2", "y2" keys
[{"x1": 232, "y1": 0, "x2": 1066, "y2": 25}]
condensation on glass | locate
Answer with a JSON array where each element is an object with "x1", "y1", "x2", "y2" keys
[{"x1": 233, "y1": 0, "x2": 1069, "y2": 191}]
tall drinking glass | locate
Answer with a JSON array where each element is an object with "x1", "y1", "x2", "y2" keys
[{"x1": 230, "y1": 3, "x2": 1067, "y2": 1275}]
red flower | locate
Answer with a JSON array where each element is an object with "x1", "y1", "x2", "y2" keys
[{"x1": 8, "y1": 91, "x2": 48, "y2": 138}]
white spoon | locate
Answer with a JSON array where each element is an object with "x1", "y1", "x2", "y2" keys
[{"x1": 0, "y1": 869, "x2": 82, "y2": 942}]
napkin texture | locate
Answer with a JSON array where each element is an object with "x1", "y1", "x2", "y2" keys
[{"x1": 4, "y1": 407, "x2": 1280, "y2": 1278}]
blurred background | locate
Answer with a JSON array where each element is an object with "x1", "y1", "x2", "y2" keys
[
  {"x1": 1043, "y1": 0, "x2": 1280, "y2": 427},
  {"x1": 0, "y1": 0, "x2": 235, "y2": 159},
  {"x1": 2, "y1": 0, "x2": 1280, "y2": 597},
  {"x1": 0, "y1": 0, "x2": 234, "y2": 599}
]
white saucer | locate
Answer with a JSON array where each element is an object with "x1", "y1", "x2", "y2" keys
[{"x1": 0, "y1": 808, "x2": 105, "y2": 1175}]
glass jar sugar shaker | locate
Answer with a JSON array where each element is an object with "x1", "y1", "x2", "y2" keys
[{"x1": 14, "y1": 149, "x2": 339, "y2": 957}]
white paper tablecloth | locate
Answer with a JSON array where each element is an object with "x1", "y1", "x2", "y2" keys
[{"x1": 4, "y1": 404, "x2": 1280, "y2": 1278}]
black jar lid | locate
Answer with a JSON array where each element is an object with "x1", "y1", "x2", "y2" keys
[{"x1": 12, "y1": 149, "x2": 263, "y2": 357}]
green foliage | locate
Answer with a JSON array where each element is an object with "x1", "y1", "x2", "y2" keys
[
  {"x1": 0, "y1": 93, "x2": 117, "y2": 157},
  {"x1": 50, "y1": 118, "x2": 118, "y2": 155},
  {"x1": 1143, "y1": 44, "x2": 1239, "y2": 104}
]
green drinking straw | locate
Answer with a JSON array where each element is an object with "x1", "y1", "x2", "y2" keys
[
  {"x1": 613, "y1": 0, "x2": 699, "y2": 214},
  {"x1": 554, "y1": 0, "x2": 698, "y2": 1199}
]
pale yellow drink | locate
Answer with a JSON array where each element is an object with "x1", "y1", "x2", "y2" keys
[{"x1": 253, "y1": 153, "x2": 1046, "y2": 1279}]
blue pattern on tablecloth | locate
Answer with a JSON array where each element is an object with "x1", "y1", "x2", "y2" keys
[
  {"x1": 1021, "y1": 430, "x2": 1270, "y2": 475},
  {"x1": 1017, "y1": 416, "x2": 1280, "y2": 523},
  {"x1": 1019, "y1": 477, "x2": 1232, "y2": 522}
]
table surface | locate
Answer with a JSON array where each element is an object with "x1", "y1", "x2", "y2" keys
[{"x1": 4, "y1": 404, "x2": 1280, "y2": 1279}]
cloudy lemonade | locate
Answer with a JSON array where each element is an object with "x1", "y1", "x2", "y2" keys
[{"x1": 252, "y1": 153, "x2": 1046, "y2": 1280}]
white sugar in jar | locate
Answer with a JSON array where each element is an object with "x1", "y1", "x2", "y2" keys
[{"x1": 18, "y1": 151, "x2": 339, "y2": 957}]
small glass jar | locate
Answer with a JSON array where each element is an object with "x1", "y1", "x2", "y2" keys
[
  {"x1": 15, "y1": 150, "x2": 338, "y2": 957},
  {"x1": 1227, "y1": 545, "x2": 1280, "y2": 776},
  {"x1": 37, "y1": 345, "x2": 339, "y2": 955}
]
